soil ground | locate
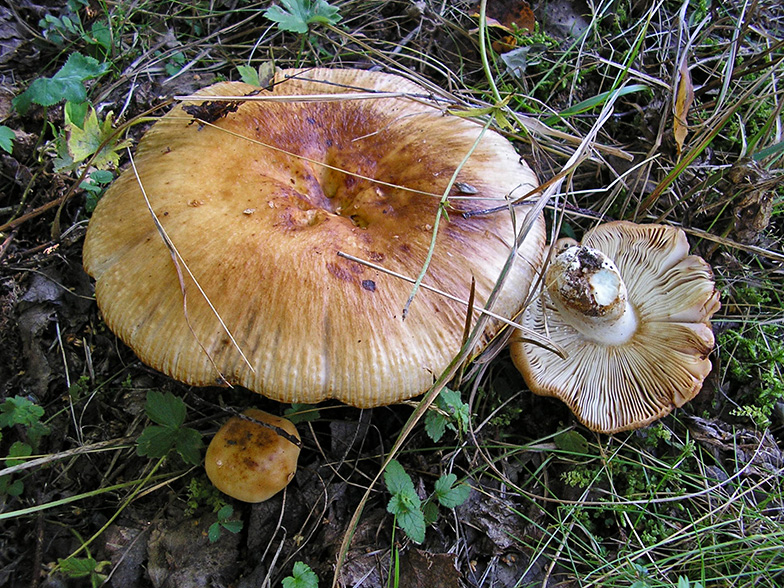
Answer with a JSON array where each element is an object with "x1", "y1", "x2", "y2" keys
[{"x1": 1, "y1": 1, "x2": 783, "y2": 587}]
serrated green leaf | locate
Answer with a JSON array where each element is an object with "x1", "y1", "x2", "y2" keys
[
  {"x1": 90, "y1": 169, "x2": 114, "y2": 183},
  {"x1": 67, "y1": 108, "x2": 130, "y2": 169},
  {"x1": 282, "y1": 561, "x2": 319, "y2": 588},
  {"x1": 145, "y1": 391, "x2": 186, "y2": 428},
  {"x1": 434, "y1": 473, "x2": 471, "y2": 508},
  {"x1": 221, "y1": 519, "x2": 243, "y2": 534},
  {"x1": 387, "y1": 490, "x2": 420, "y2": 516},
  {"x1": 424, "y1": 410, "x2": 446, "y2": 442},
  {"x1": 0, "y1": 476, "x2": 24, "y2": 497},
  {"x1": 384, "y1": 459, "x2": 416, "y2": 496},
  {"x1": 264, "y1": 0, "x2": 341, "y2": 34},
  {"x1": 12, "y1": 52, "x2": 108, "y2": 114},
  {"x1": 422, "y1": 500, "x2": 439, "y2": 525},
  {"x1": 174, "y1": 427, "x2": 204, "y2": 465},
  {"x1": 26, "y1": 421, "x2": 51, "y2": 450},
  {"x1": 284, "y1": 403, "x2": 320, "y2": 424},
  {"x1": 65, "y1": 100, "x2": 89, "y2": 128},
  {"x1": 397, "y1": 506, "x2": 425, "y2": 544},
  {"x1": 437, "y1": 388, "x2": 470, "y2": 432},
  {"x1": 136, "y1": 425, "x2": 177, "y2": 458},
  {"x1": 0, "y1": 396, "x2": 44, "y2": 429},
  {"x1": 553, "y1": 430, "x2": 589, "y2": 454},
  {"x1": 0, "y1": 126, "x2": 15, "y2": 154},
  {"x1": 5, "y1": 441, "x2": 32, "y2": 467},
  {"x1": 216, "y1": 504, "x2": 234, "y2": 520},
  {"x1": 208, "y1": 522, "x2": 221, "y2": 543},
  {"x1": 237, "y1": 65, "x2": 260, "y2": 86},
  {"x1": 58, "y1": 556, "x2": 98, "y2": 579},
  {"x1": 88, "y1": 20, "x2": 112, "y2": 51}
]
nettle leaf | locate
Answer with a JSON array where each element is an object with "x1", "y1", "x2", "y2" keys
[
  {"x1": 396, "y1": 505, "x2": 425, "y2": 544},
  {"x1": 385, "y1": 460, "x2": 426, "y2": 544},
  {"x1": 388, "y1": 491, "x2": 421, "y2": 516},
  {"x1": 434, "y1": 473, "x2": 471, "y2": 508},
  {"x1": 264, "y1": 0, "x2": 341, "y2": 34},
  {"x1": 13, "y1": 52, "x2": 109, "y2": 114},
  {"x1": 145, "y1": 391, "x2": 186, "y2": 428},
  {"x1": 384, "y1": 459, "x2": 416, "y2": 496},
  {"x1": 282, "y1": 561, "x2": 319, "y2": 588}
]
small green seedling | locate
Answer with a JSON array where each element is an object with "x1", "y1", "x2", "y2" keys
[
  {"x1": 207, "y1": 504, "x2": 243, "y2": 543},
  {"x1": 39, "y1": 0, "x2": 112, "y2": 55},
  {"x1": 384, "y1": 460, "x2": 425, "y2": 544},
  {"x1": 80, "y1": 169, "x2": 115, "y2": 212},
  {"x1": 424, "y1": 387, "x2": 470, "y2": 442},
  {"x1": 384, "y1": 459, "x2": 471, "y2": 544},
  {"x1": 0, "y1": 396, "x2": 51, "y2": 497},
  {"x1": 284, "y1": 403, "x2": 321, "y2": 424},
  {"x1": 136, "y1": 391, "x2": 203, "y2": 465},
  {"x1": 264, "y1": 0, "x2": 341, "y2": 34},
  {"x1": 282, "y1": 561, "x2": 319, "y2": 588},
  {"x1": 57, "y1": 556, "x2": 110, "y2": 588}
]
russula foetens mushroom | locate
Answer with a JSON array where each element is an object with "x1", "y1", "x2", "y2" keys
[
  {"x1": 510, "y1": 221, "x2": 720, "y2": 434},
  {"x1": 205, "y1": 408, "x2": 300, "y2": 502},
  {"x1": 82, "y1": 68, "x2": 545, "y2": 407}
]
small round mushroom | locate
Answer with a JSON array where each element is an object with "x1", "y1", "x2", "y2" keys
[
  {"x1": 205, "y1": 408, "x2": 301, "y2": 503},
  {"x1": 82, "y1": 68, "x2": 546, "y2": 407},
  {"x1": 510, "y1": 221, "x2": 721, "y2": 434}
]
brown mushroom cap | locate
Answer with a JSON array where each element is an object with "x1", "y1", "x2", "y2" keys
[
  {"x1": 205, "y1": 408, "x2": 300, "y2": 503},
  {"x1": 510, "y1": 221, "x2": 721, "y2": 434},
  {"x1": 83, "y1": 68, "x2": 545, "y2": 407}
]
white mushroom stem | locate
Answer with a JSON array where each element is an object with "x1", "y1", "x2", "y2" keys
[{"x1": 545, "y1": 244, "x2": 638, "y2": 346}]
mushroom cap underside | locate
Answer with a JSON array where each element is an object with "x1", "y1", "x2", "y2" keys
[
  {"x1": 510, "y1": 221, "x2": 720, "y2": 433},
  {"x1": 83, "y1": 68, "x2": 546, "y2": 407}
]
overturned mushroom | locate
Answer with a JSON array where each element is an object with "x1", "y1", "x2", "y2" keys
[
  {"x1": 510, "y1": 221, "x2": 720, "y2": 434},
  {"x1": 205, "y1": 408, "x2": 300, "y2": 503},
  {"x1": 82, "y1": 68, "x2": 545, "y2": 407}
]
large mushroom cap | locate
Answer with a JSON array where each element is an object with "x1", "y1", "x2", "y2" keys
[
  {"x1": 83, "y1": 68, "x2": 545, "y2": 407},
  {"x1": 510, "y1": 221, "x2": 720, "y2": 434}
]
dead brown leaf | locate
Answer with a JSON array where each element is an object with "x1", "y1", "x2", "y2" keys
[
  {"x1": 673, "y1": 57, "x2": 694, "y2": 156},
  {"x1": 471, "y1": 0, "x2": 536, "y2": 53}
]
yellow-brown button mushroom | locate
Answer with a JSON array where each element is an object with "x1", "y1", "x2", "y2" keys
[
  {"x1": 205, "y1": 408, "x2": 300, "y2": 503},
  {"x1": 82, "y1": 68, "x2": 546, "y2": 408},
  {"x1": 510, "y1": 221, "x2": 721, "y2": 434}
]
